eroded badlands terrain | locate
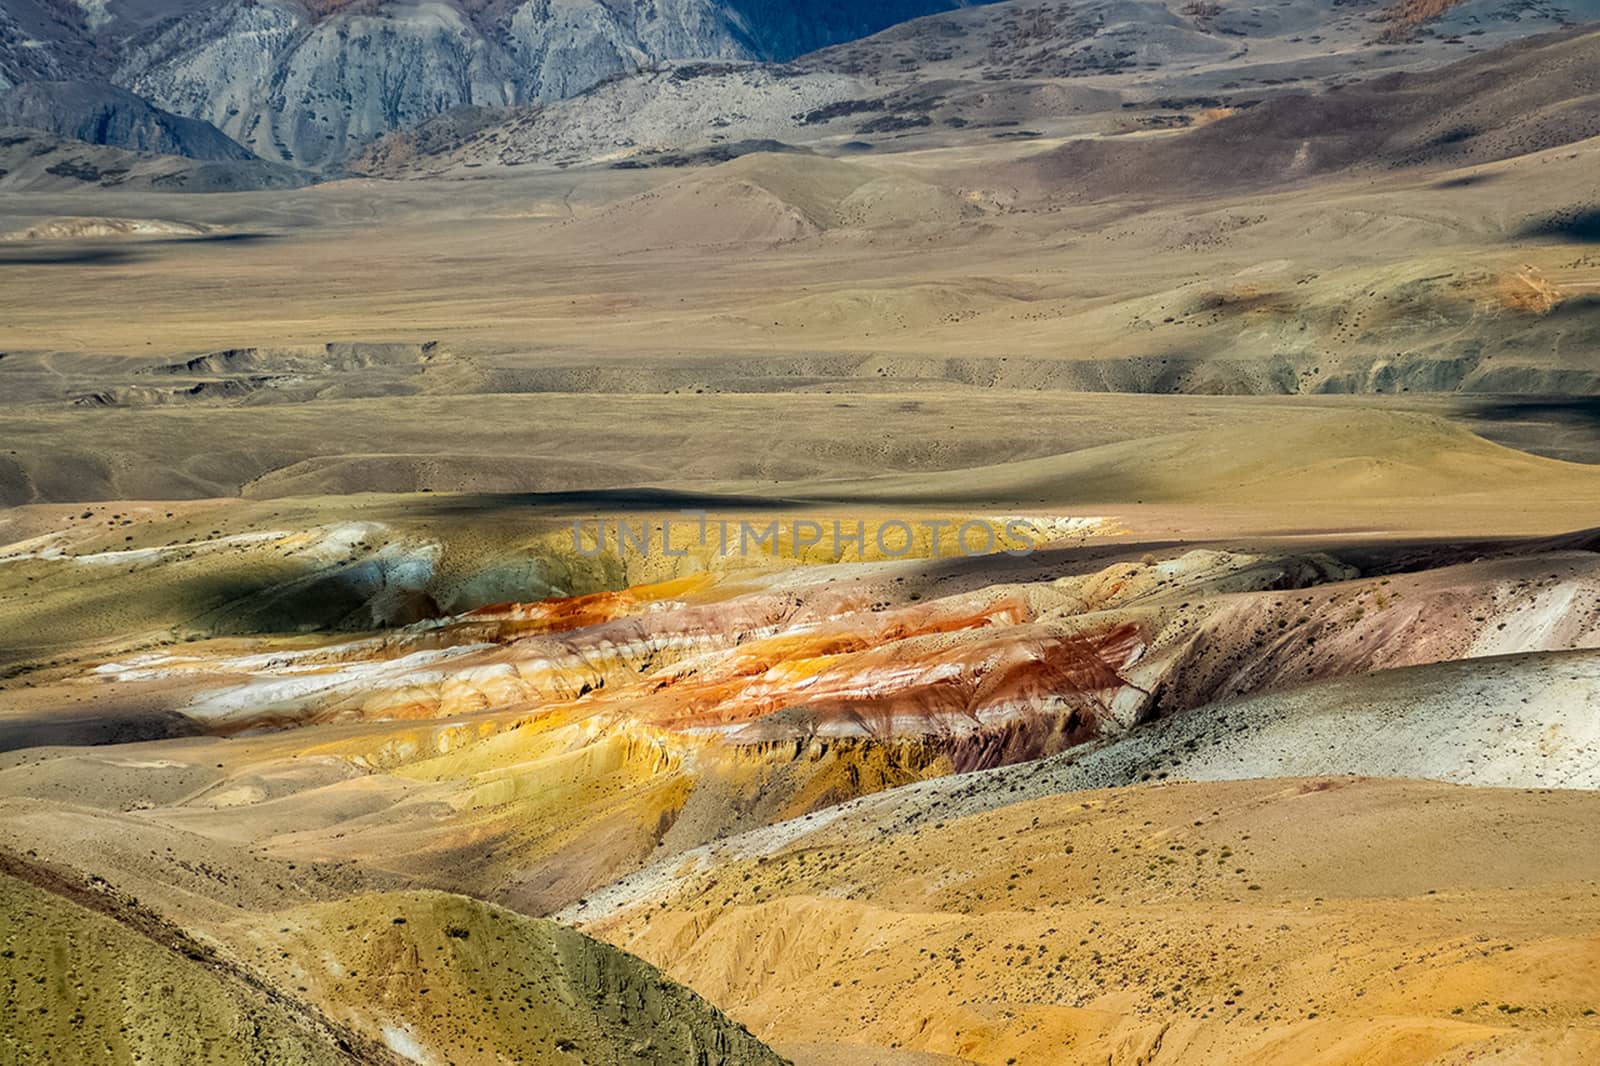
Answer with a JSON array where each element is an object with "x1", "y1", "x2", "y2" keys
[
  {"x1": 5, "y1": 4, "x2": 1600, "y2": 1064},
  {"x1": 6, "y1": 502, "x2": 1600, "y2": 1063}
]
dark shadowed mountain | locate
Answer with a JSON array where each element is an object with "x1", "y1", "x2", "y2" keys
[
  {"x1": 0, "y1": 80, "x2": 255, "y2": 161},
  {"x1": 0, "y1": 126, "x2": 308, "y2": 192}
]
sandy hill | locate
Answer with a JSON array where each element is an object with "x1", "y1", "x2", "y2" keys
[
  {"x1": 580, "y1": 776, "x2": 1600, "y2": 1065},
  {"x1": 1010, "y1": 649, "x2": 1600, "y2": 791},
  {"x1": 547, "y1": 152, "x2": 976, "y2": 250},
  {"x1": 0, "y1": 869, "x2": 358, "y2": 1065},
  {"x1": 777, "y1": 408, "x2": 1600, "y2": 506},
  {"x1": 0, "y1": 845, "x2": 787, "y2": 1065},
  {"x1": 230, "y1": 890, "x2": 787, "y2": 1065}
]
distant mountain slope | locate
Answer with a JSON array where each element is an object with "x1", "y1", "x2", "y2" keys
[
  {"x1": 0, "y1": 80, "x2": 255, "y2": 161},
  {"x1": 0, "y1": 0, "x2": 995, "y2": 170},
  {"x1": 1001, "y1": 24, "x2": 1600, "y2": 200},
  {"x1": 799, "y1": 0, "x2": 1600, "y2": 80},
  {"x1": 6, "y1": 0, "x2": 1596, "y2": 172},
  {"x1": 357, "y1": 0, "x2": 1600, "y2": 176},
  {"x1": 351, "y1": 62, "x2": 870, "y2": 175},
  {"x1": 0, "y1": 127, "x2": 307, "y2": 192},
  {"x1": 0, "y1": 0, "x2": 101, "y2": 92}
]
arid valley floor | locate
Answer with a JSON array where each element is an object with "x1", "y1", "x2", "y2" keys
[{"x1": 5, "y1": 2, "x2": 1600, "y2": 1064}]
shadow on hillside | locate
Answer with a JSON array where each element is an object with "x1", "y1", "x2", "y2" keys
[
  {"x1": 1467, "y1": 397, "x2": 1600, "y2": 426},
  {"x1": 0, "y1": 707, "x2": 201, "y2": 753},
  {"x1": 0, "y1": 231, "x2": 273, "y2": 266},
  {"x1": 1519, "y1": 208, "x2": 1600, "y2": 242}
]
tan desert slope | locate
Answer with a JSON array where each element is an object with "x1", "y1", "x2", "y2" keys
[
  {"x1": 766, "y1": 409, "x2": 1600, "y2": 506},
  {"x1": 580, "y1": 776, "x2": 1600, "y2": 1066}
]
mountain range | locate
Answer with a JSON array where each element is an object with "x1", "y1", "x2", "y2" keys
[
  {"x1": 8, "y1": 0, "x2": 1600, "y2": 174},
  {"x1": 0, "y1": 0, "x2": 994, "y2": 168}
]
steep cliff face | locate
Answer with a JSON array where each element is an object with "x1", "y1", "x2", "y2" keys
[{"x1": 114, "y1": 0, "x2": 331, "y2": 165}]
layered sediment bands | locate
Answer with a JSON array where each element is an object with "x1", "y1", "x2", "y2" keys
[
  {"x1": 82, "y1": 543, "x2": 1600, "y2": 748},
  {"x1": 1134, "y1": 552, "x2": 1600, "y2": 718},
  {"x1": 32, "y1": 534, "x2": 1600, "y2": 912},
  {"x1": 715, "y1": 624, "x2": 1141, "y2": 745},
  {"x1": 167, "y1": 581, "x2": 1046, "y2": 729},
  {"x1": 458, "y1": 572, "x2": 727, "y2": 634},
  {"x1": 78, "y1": 538, "x2": 1600, "y2": 749}
]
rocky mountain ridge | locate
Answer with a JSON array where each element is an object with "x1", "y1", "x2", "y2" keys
[
  {"x1": 0, "y1": 0, "x2": 994, "y2": 169},
  {"x1": 355, "y1": 0, "x2": 1600, "y2": 176}
]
